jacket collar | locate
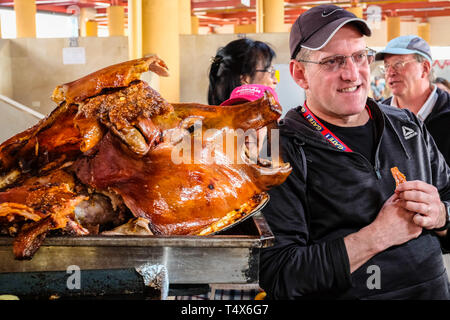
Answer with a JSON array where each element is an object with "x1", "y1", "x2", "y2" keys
[
  {"x1": 427, "y1": 87, "x2": 450, "y2": 122},
  {"x1": 382, "y1": 87, "x2": 450, "y2": 123},
  {"x1": 280, "y1": 98, "x2": 384, "y2": 145},
  {"x1": 280, "y1": 98, "x2": 411, "y2": 161}
]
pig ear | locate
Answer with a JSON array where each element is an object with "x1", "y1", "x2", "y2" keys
[{"x1": 289, "y1": 60, "x2": 309, "y2": 90}]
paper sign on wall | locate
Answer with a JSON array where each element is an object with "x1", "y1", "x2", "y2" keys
[
  {"x1": 62, "y1": 47, "x2": 86, "y2": 65},
  {"x1": 366, "y1": 5, "x2": 382, "y2": 30},
  {"x1": 241, "y1": 0, "x2": 250, "y2": 7}
]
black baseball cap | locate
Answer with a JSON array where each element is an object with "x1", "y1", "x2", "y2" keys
[{"x1": 289, "y1": 4, "x2": 372, "y2": 59}]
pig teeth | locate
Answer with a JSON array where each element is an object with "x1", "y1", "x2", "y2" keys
[
  {"x1": 338, "y1": 86, "x2": 357, "y2": 93},
  {"x1": 258, "y1": 158, "x2": 271, "y2": 167},
  {"x1": 243, "y1": 145, "x2": 275, "y2": 168}
]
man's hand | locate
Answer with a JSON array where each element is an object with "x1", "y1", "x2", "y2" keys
[
  {"x1": 369, "y1": 193, "x2": 423, "y2": 249},
  {"x1": 395, "y1": 180, "x2": 446, "y2": 230},
  {"x1": 344, "y1": 193, "x2": 422, "y2": 273}
]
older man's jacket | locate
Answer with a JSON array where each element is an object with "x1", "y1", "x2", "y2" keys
[{"x1": 383, "y1": 87, "x2": 450, "y2": 165}]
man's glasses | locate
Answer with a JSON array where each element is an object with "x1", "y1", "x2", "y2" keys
[
  {"x1": 297, "y1": 48, "x2": 376, "y2": 72},
  {"x1": 255, "y1": 66, "x2": 276, "y2": 78},
  {"x1": 379, "y1": 60, "x2": 416, "y2": 75}
]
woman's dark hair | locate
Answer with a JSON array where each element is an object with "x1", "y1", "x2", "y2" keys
[
  {"x1": 207, "y1": 38, "x2": 276, "y2": 105},
  {"x1": 434, "y1": 77, "x2": 450, "y2": 89}
]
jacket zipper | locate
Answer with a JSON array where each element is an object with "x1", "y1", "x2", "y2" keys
[{"x1": 296, "y1": 136, "x2": 383, "y2": 180}]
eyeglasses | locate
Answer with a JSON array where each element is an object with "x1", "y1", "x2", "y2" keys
[
  {"x1": 297, "y1": 48, "x2": 376, "y2": 72},
  {"x1": 255, "y1": 66, "x2": 276, "y2": 78},
  {"x1": 379, "y1": 60, "x2": 416, "y2": 75}
]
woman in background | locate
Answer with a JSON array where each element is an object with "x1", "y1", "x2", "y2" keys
[
  {"x1": 434, "y1": 77, "x2": 450, "y2": 94},
  {"x1": 208, "y1": 38, "x2": 278, "y2": 105},
  {"x1": 208, "y1": 39, "x2": 278, "y2": 300},
  {"x1": 174, "y1": 39, "x2": 278, "y2": 301}
]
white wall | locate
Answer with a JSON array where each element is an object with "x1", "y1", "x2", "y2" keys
[
  {"x1": 0, "y1": 98, "x2": 42, "y2": 143},
  {"x1": 430, "y1": 17, "x2": 450, "y2": 46},
  {"x1": 8, "y1": 36, "x2": 129, "y2": 115},
  {"x1": 0, "y1": 39, "x2": 12, "y2": 98}
]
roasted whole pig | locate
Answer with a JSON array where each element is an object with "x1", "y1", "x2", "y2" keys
[{"x1": 0, "y1": 56, "x2": 291, "y2": 259}]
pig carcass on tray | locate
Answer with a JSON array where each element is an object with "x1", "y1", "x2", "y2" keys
[{"x1": 0, "y1": 56, "x2": 291, "y2": 259}]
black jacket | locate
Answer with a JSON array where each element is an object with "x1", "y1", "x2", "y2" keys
[
  {"x1": 383, "y1": 87, "x2": 450, "y2": 165},
  {"x1": 259, "y1": 98, "x2": 450, "y2": 299}
]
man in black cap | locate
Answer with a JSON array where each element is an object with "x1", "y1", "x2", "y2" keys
[
  {"x1": 376, "y1": 35, "x2": 450, "y2": 165},
  {"x1": 259, "y1": 4, "x2": 450, "y2": 299}
]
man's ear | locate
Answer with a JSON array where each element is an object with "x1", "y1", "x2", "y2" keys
[
  {"x1": 422, "y1": 60, "x2": 431, "y2": 79},
  {"x1": 290, "y1": 60, "x2": 309, "y2": 90}
]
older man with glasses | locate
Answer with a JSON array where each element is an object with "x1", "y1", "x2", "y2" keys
[
  {"x1": 376, "y1": 35, "x2": 450, "y2": 165},
  {"x1": 259, "y1": 4, "x2": 450, "y2": 300}
]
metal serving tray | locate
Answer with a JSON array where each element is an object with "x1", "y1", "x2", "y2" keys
[{"x1": 0, "y1": 215, "x2": 274, "y2": 285}]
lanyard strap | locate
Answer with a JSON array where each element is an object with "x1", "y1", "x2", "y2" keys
[
  {"x1": 299, "y1": 102, "x2": 352, "y2": 152},
  {"x1": 299, "y1": 102, "x2": 373, "y2": 152},
  {"x1": 299, "y1": 102, "x2": 374, "y2": 152}
]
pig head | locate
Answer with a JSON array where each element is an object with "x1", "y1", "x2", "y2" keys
[{"x1": 74, "y1": 89, "x2": 292, "y2": 235}]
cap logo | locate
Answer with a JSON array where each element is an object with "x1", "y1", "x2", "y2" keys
[{"x1": 321, "y1": 8, "x2": 343, "y2": 17}]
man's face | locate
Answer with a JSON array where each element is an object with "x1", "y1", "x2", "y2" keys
[
  {"x1": 383, "y1": 54, "x2": 424, "y2": 98},
  {"x1": 290, "y1": 25, "x2": 370, "y2": 126}
]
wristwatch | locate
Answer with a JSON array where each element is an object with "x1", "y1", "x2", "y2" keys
[{"x1": 434, "y1": 202, "x2": 450, "y2": 232}]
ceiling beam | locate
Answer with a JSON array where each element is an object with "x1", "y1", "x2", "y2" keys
[
  {"x1": 1, "y1": 0, "x2": 449, "y2": 28},
  {"x1": 192, "y1": 0, "x2": 256, "y2": 10}
]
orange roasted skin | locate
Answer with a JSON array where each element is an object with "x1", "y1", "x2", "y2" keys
[
  {"x1": 51, "y1": 56, "x2": 170, "y2": 105},
  {"x1": 0, "y1": 179, "x2": 88, "y2": 259},
  {"x1": 0, "y1": 55, "x2": 291, "y2": 259},
  {"x1": 0, "y1": 56, "x2": 170, "y2": 259},
  {"x1": 391, "y1": 166, "x2": 407, "y2": 187}
]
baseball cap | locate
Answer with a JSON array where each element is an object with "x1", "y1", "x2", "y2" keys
[
  {"x1": 220, "y1": 84, "x2": 279, "y2": 106},
  {"x1": 375, "y1": 35, "x2": 432, "y2": 62},
  {"x1": 289, "y1": 4, "x2": 372, "y2": 59}
]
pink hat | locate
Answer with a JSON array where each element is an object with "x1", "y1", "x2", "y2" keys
[{"x1": 220, "y1": 84, "x2": 279, "y2": 106}]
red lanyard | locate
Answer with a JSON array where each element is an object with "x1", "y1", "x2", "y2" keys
[{"x1": 298, "y1": 102, "x2": 373, "y2": 152}]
